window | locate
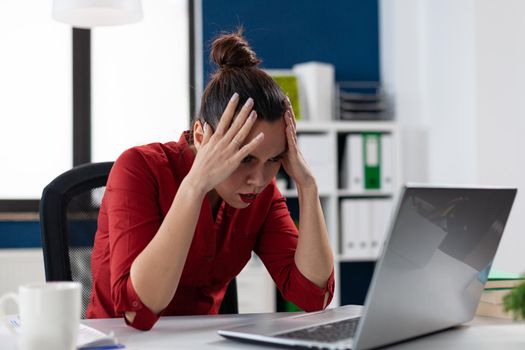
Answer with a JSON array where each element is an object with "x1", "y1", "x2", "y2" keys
[
  {"x1": 0, "y1": 0, "x2": 191, "y2": 206},
  {"x1": 0, "y1": 0, "x2": 72, "y2": 200},
  {"x1": 91, "y1": 0, "x2": 190, "y2": 162}
]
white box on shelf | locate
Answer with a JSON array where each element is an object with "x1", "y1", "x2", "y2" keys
[
  {"x1": 296, "y1": 134, "x2": 335, "y2": 193},
  {"x1": 293, "y1": 62, "x2": 335, "y2": 121}
]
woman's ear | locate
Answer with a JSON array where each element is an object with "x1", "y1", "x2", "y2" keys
[{"x1": 193, "y1": 120, "x2": 205, "y2": 150}]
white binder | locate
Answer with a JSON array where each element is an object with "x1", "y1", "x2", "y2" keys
[
  {"x1": 346, "y1": 134, "x2": 365, "y2": 193},
  {"x1": 341, "y1": 134, "x2": 365, "y2": 193},
  {"x1": 341, "y1": 199, "x2": 372, "y2": 259},
  {"x1": 380, "y1": 134, "x2": 394, "y2": 193},
  {"x1": 370, "y1": 199, "x2": 393, "y2": 259}
]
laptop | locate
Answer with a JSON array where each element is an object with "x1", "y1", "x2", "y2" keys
[{"x1": 218, "y1": 185, "x2": 517, "y2": 350}]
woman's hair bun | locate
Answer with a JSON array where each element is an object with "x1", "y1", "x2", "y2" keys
[{"x1": 211, "y1": 29, "x2": 261, "y2": 69}]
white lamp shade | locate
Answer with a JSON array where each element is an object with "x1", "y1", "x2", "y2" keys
[{"x1": 53, "y1": 0, "x2": 143, "y2": 28}]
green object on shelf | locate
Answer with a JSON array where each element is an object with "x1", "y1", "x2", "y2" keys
[
  {"x1": 269, "y1": 72, "x2": 302, "y2": 120},
  {"x1": 362, "y1": 132, "x2": 381, "y2": 190},
  {"x1": 284, "y1": 300, "x2": 302, "y2": 312}
]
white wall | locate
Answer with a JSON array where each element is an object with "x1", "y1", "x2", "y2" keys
[
  {"x1": 380, "y1": 0, "x2": 430, "y2": 183},
  {"x1": 0, "y1": 249, "x2": 45, "y2": 313},
  {"x1": 381, "y1": 0, "x2": 525, "y2": 273},
  {"x1": 475, "y1": 0, "x2": 525, "y2": 274},
  {"x1": 0, "y1": 0, "x2": 190, "y2": 198}
]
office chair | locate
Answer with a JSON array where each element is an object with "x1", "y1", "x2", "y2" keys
[
  {"x1": 40, "y1": 162, "x2": 113, "y2": 318},
  {"x1": 40, "y1": 162, "x2": 238, "y2": 318}
]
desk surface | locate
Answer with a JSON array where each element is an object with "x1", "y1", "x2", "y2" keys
[
  {"x1": 1, "y1": 313, "x2": 524, "y2": 349},
  {"x1": 87, "y1": 314, "x2": 525, "y2": 350}
]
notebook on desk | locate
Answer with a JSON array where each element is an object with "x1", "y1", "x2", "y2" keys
[{"x1": 218, "y1": 185, "x2": 517, "y2": 350}]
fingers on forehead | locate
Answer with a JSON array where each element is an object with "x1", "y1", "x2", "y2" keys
[{"x1": 215, "y1": 97, "x2": 240, "y2": 133}]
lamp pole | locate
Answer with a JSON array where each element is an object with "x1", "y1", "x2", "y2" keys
[{"x1": 72, "y1": 28, "x2": 91, "y2": 166}]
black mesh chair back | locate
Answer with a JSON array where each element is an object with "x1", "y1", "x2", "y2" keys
[
  {"x1": 40, "y1": 162, "x2": 238, "y2": 318},
  {"x1": 40, "y1": 162, "x2": 113, "y2": 318}
]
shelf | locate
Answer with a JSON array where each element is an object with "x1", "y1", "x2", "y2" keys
[
  {"x1": 281, "y1": 189, "x2": 393, "y2": 198},
  {"x1": 336, "y1": 190, "x2": 394, "y2": 198},
  {"x1": 296, "y1": 120, "x2": 397, "y2": 133},
  {"x1": 280, "y1": 189, "x2": 332, "y2": 198},
  {"x1": 337, "y1": 255, "x2": 378, "y2": 263}
]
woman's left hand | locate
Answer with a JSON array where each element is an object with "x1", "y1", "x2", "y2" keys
[{"x1": 282, "y1": 100, "x2": 316, "y2": 188}]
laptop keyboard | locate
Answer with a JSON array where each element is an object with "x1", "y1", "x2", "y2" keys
[{"x1": 275, "y1": 317, "x2": 360, "y2": 343}]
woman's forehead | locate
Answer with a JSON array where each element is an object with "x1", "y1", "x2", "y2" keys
[{"x1": 245, "y1": 119, "x2": 286, "y2": 157}]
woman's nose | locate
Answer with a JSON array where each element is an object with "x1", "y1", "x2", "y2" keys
[{"x1": 246, "y1": 166, "x2": 266, "y2": 187}]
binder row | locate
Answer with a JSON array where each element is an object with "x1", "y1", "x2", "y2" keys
[
  {"x1": 340, "y1": 198, "x2": 393, "y2": 260},
  {"x1": 283, "y1": 132, "x2": 395, "y2": 195},
  {"x1": 340, "y1": 133, "x2": 394, "y2": 194},
  {"x1": 282, "y1": 131, "x2": 396, "y2": 261}
]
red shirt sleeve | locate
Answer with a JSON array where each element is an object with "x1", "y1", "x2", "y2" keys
[
  {"x1": 105, "y1": 148, "x2": 162, "y2": 330},
  {"x1": 254, "y1": 186, "x2": 335, "y2": 312}
]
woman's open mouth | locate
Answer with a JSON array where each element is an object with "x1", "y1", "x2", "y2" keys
[{"x1": 239, "y1": 193, "x2": 257, "y2": 204}]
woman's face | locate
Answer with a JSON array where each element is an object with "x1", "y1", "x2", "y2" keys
[{"x1": 215, "y1": 118, "x2": 287, "y2": 208}]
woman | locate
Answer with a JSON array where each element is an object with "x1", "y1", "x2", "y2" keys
[{"x1": 86, "y1": 31, "x2": 334, "y2": 330}]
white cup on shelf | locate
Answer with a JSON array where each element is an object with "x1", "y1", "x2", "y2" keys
[{"x1": 0, "y1": 281, "x2": 81, "y2": 350}]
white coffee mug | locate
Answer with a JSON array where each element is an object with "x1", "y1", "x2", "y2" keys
[{"x1": 0, "y1": 281, "x2": 81, "y2": 350}]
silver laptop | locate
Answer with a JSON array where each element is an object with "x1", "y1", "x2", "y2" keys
[{"x1": 218, "y1": 185, "x2": 517, "y2": 350}]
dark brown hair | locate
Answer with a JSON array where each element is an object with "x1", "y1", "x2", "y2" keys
[{"x1": 190, "y1": 30, "x2": 287, "y2": 143}]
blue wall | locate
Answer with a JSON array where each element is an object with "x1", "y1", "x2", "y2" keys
[
  {"x1": 0, "y1": 221, "x2": 41, "y2": 248},
  {"x1": 0, "y1": 220, "x2": 96, "y2": 248},
  {"x1": 202, "y1": 0, "x2": 379, "y2": 83}
]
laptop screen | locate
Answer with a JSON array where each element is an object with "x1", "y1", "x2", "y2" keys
[{"x1": 354, "y1": 186, "x2": 516, "y2": 350}]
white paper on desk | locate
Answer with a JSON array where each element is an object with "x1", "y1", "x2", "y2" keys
[
  {"x1": 77, "y1": 324, "x2": 119, "y2": 348},
  {"x1": 4, "y1": 314, "x2": 119, "y2": 349}
]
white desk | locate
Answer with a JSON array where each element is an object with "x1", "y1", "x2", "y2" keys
[
  {"x1": 84, "y1": 314, "x2": 525, "y2": 350},
  {"x1": 1, "y1": 313, "x2": 524, "y2": 349}
]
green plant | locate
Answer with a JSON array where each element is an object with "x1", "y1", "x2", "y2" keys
[{"x1": 503, "y1": 281, "x2": 525, "y2": 320}]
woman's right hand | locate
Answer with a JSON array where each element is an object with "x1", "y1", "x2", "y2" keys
[{"x1": 185, "y1": 93, "x2": 264, "y2": 195}]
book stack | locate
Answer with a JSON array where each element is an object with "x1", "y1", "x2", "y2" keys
[
  {"x1": 337, "y1": 82, "x2": 392, "y2": 121},
  {"x1": 475, "y1": 269, "x2": 525, "y2": 319}
]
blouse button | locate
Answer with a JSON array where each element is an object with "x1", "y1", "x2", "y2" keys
[{"x1": 132, "y1": 301, "x2": 139, "y2": 308}]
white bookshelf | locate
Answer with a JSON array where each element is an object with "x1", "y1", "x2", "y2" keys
[{"x1": 237, "y1": 120, "x2": 401, "y2": 312}]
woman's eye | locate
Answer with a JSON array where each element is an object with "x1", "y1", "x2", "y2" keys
[
  {"x1": 268, "y1": 156, "x2": 283, "y2": 163},
  {"x1": 241, "y1": 156, "x2": 255, "y2": 164}
]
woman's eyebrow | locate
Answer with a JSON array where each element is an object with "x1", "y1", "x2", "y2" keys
[
  {"x1": 265, "y1": 150, "x2": 287, "y2": 159},
  {"x1": 273, "y1": 149, "x2": 287, "y2": 158},
  {"x1": 247, "y1": 150, "x2": 287, "y2": 160}
]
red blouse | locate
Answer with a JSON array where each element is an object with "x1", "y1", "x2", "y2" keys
[{"x1": 86, "y1": 132, "x2": 334, "y2": 330}]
